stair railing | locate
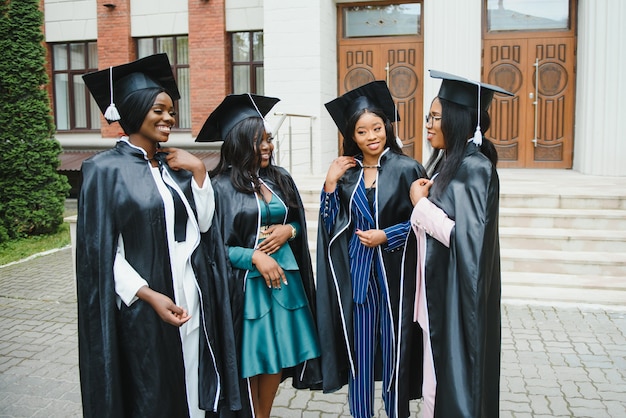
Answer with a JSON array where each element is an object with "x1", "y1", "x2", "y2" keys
[{"x1": 272, "y1": 112, "x2": 316, "y2": 174}]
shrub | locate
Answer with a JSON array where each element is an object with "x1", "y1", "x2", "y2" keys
[{"x1": 0, "y1": 0, "x2": 70, "y2": 243}]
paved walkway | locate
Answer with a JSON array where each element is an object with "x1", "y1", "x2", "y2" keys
[{"x1": 1, "y1": 247, "x2": 625, "y2": 417}]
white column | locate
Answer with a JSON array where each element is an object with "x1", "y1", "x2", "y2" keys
[
  {"x1": 574, "y1": 0, "x2": 626, "y2": 176},
  {"x1": 422, "y1": 0, "x2": 483, "y2": 162},
  {"x1": 263, "y1": 0, "x2": 338, "y2": 179}
]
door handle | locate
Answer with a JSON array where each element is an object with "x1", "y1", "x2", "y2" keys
[
  {"x1": 385, "y1": 62, "x2": 390, "y2": 85},
  {"x1": 532, "y1": 58, "x2": 539, "y2": 147}
]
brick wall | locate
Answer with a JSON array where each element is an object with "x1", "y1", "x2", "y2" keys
[
  {"x1": 95, "y1": 0, "x2": 134, "y2": 138},
  {"x1": 188, "y1": 0, "x2": 230, "y2": 137}
]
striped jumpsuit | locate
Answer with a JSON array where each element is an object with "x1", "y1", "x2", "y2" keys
[{"x1": 322, "y1": 168, "x2": 411, "y2": 418}]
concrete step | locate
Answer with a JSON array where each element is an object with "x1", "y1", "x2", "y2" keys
[
  {"x1": 296, "y1": 171, "x2": 626, "y2": 307},
  {"x1": 500, "y1": 207, "x2": 626, "y2": 230},
  {"x1": 501, "y1": 248, "x2": 626, "y2": 277},
  {"x1": 502, "y1": 272, "x2": 626, "y2": 307},
  {"x1": 500, "y1": 227, "x2": 626, "y2": 252},
  {"x1": 500, "y1": 193, "x2": 626, "y2": 210}
]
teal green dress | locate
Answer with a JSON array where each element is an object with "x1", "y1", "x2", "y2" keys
[{"x1": 228, "y1": 195, "x2": 320, "y2": 378}]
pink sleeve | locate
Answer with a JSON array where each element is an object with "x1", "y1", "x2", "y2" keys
[{"x1": 410, "y1": 198, "x2": 455, "y2": 248}]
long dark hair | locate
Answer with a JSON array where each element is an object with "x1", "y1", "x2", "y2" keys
[
  {"x1": 342, "y1": 107, "x2": 404, "y2": 157},
  {"x1": 209, "y1": 117, "x2": 299, "y2": 208},
  {"x1": 426, "y1": 97, "x2": 497, "y2": 199},
  {"x1": 116, "y1": 87, "x2": 168, "y2": 135}
]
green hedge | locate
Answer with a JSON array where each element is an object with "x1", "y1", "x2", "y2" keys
[{"x1": 0, "y1": 0, "x2": 70, "y2": 243}]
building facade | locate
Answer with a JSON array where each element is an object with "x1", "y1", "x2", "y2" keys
[{"x1": 45, "y1": 0, "x2": 626, "y2": 184}]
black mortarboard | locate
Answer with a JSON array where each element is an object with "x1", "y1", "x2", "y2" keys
[
  {"x1": 429, "y1": 69, "x2": 513, "y2": 112},
  {"x1": 82, "y1": 53, "x2": 180, "y2": 123},
  {"x1": 429, "y1": 69, "x2": 514, "y2": 145},
  {"x1": 325, "y1": 81, "x2": 399, "y2": 138},
  {"x1": 195, "y1": 93, "x2": 280, "y2": 142}
]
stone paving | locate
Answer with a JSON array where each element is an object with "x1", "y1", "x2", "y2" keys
[{"x1": 1, "y1": 247, "x2": 625, "y2": 417}]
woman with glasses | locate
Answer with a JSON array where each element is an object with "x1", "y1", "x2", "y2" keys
[{"x1": 407, "y1": 70, "x2": 513, "y2": 417}]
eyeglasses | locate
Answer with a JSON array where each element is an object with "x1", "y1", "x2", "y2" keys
[{"x1": 425, "y1": 114, "x2": 442, "y2": 124}]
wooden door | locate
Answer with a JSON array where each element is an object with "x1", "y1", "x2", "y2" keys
[
  {"x1": 484, "y1": 37, "x2": 576, "y2": 168},
  {"x1": 339, "y1": 40, "x2": 424, "y2": 161}
]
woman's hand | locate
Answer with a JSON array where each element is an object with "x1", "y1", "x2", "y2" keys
[
  {"x1": 136, "y1": 286, "x2": 191, "y2": 327},
  {"x1": 355, "y1": 228, "x2": 388, "y2": 248},
  {"x1": 256, "y1": 224, "x2": 292, "y2": 255},
  {"x1": 410, "y1": 178, "x2": 433, "y2": 205},
  {"x1": 161, "y1": 147, "x2": 207, "y2": 187},
  {"x1": 252, "y1": 250, "x2": 288, "y2": 288},
  {"x1": 324, "y1": 156, "x2": 356, "y2": 192}
]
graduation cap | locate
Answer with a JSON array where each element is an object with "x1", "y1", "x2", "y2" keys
[
  {"x1": 325, "y1": 80, "x2": 399, "y2": 139},
  {"x1": 82, "y1": 53, "x2": 180, "y2": 123},
  {"x1": 429, "y1": 69, "x2": 513, "y2": 112},
  {"x1": 429, "y1": 69, "x2": 514, "y2": 145},
  {"x1": 195, "y1": 93, "x2": 280, "y2": 142}
]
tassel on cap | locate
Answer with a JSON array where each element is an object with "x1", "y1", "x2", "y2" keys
[
  {"x1": 104, "y1": 66, "x2": 121, "y2": 122},
  {"x1": 263, "y1": 118, "x2": 273, "y2": 136},
  {"x1": 429, "y1": 69, "x2": 515, "y2": 147},
  {"x1": 394, "y1": 104, "x2": 403, "y2": 148},
  {"x1": 471, "y1": 125, "x2": 482, "y2": 146},
  {"x1": 195, "y1": 93, "x2": 280, "y2": 143},
  {"x1": 248, "y1": 93, "x2": 273, "y2": 135},
  {"x1": 470, "y1": 83, "x2": 482, "y2": 145},
  {"x1": 104, "y1": 104, "x2": 120, "y2": 122}
]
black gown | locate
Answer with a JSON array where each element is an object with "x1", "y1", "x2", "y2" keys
[
  {"x1": 405, "y1": 144, "x2": 502, "y2": 417},
  {"x1": 76, "y1": 140, "x2": 239, "y2": 417},
  {"x1": 316, "y1": 149, "x2": 426, "y2": 418},
  {"x1": 209, "y1": 166, "x2": 322, "y2": 418}
]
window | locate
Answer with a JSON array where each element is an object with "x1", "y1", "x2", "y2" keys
[
  {"x1": 487, "y1": 0, "x2": 570, "y2": 32},
  {"x1": 231, "y1": 31, "x2": 264, "y2": 95},
  {"x1": 51, "y1": 42, "x2": 99, "y2": 131},
  {"x1": 137, "y1": 36, "x2": 190, "y2": 129},
  {"x1": 343, "y1": 3, "x2": 421, "y2": 38}
]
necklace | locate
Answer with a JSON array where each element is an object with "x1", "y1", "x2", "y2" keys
[{"x1": 362, "y1": 164, "x2": 379, "y2": 169}]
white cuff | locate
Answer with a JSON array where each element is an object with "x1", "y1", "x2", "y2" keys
[{"x1": 411, "y1": 198, "x2": 455, "y2": 248}]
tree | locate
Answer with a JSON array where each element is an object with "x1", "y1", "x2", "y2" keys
[{"x1": 0, "y1": 0, "x2": 69, "y2": 243}]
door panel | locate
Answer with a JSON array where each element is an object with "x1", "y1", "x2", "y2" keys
[
  {"x1": 386, "y1": 42, "x2": 423, "y2": 159},
  {"x1": 339, "y1": 41, "x2": 423, "y2": 161},
  {"x1": 341, "y1": 45, "x2": 380, "y2": 89},
  {"x1": 529, "y1": 38, "x2": 575, "y2": 167},
  {"x1": 483, "y1": 36, "x2": 575, "y2": 168},
  {"x1": 484, "y1": 40, "x2": 528, "y2": 167}
]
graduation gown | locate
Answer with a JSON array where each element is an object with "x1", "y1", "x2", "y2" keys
[
  {"x1": 76, "y1": 140, "x2": 238, "y2": 417},
  {"x1": 406, "y1": 145, "x2": 501, "y2": 417},
  {"x1": 210, "y1": 166, "x2": 322, "y2": 417},
  {"x1": 316, "y1": 150, "x2": 426, "y2": 418}
]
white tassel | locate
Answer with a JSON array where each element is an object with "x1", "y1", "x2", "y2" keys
[
  {"x1": 471, "y1": 126, "x2": 482, "y2": 146},
  {"x1": 104, "y1": 103, "x2": 121, "y2": 122},
  {"x1": 393, "y1": 103, "x2": 403, "y2": 148},
  {"x1": 104, "y1": 66, "x2": 121, "y2": 122},
  {"x1": 248, "y1": 92, "x2": 273, "y2": 135},
  {"x1": 263, "y1": 118, "x2": 273, "y2": 136},
  {"x1": 470, "y1": 82, "x2": 482, "y2": 145}
]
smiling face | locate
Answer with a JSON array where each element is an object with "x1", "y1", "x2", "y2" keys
[
  {"x1": 426, "y1": 98, "x2": 445, "y2": 150},
  {"x1": 136, "y1": 91, "x2": 176, "y2": 146},
  {"x1": 352, "y1": 111, "x2": 387, "y2": 163},
  {"x1": 256, "y1": 129, "x2": 274, "y2": 169}
]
